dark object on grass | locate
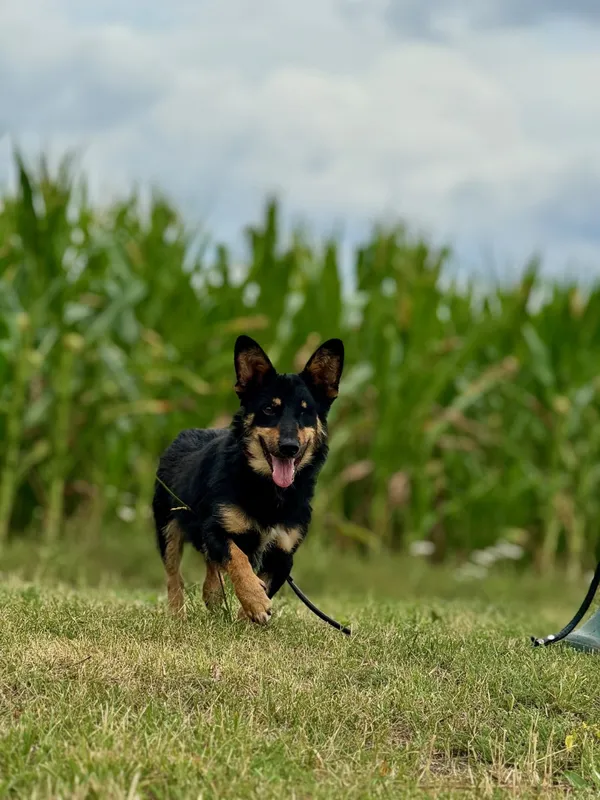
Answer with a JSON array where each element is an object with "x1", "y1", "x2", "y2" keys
[
  {"x1": 286, "y1": 575, "x2": 351, "y2": 636},
  {"x1": 531, "y1": 560, "x2": 600, "y2": 652}
]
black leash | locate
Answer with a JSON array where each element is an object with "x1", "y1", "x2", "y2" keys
[
  {"x1": 286, "y1": 575, "x2": 351, "y2": 635},
  {"x1": 531, "y1": 560, "x2": 600, "y2": 647},
  {"x1": 155, "y1": 476, "x2": 352, "y2": 636}
]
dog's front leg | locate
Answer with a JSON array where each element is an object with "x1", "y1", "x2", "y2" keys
[
  {"x1": 258, "y1": 546, "x2": 294, "y2": 599},
  {"x1": 226, "y1": 541, "x2": 272, "y2": 624},
  {"x1": 203, "y1": 510, "x2": 272, "y2": 624}
]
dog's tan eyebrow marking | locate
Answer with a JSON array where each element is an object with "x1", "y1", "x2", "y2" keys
[
  {"x1": 301, "y1": 400, "x2": 307, "y2": 409},
  {"x1": 272, "y1": 397, "x2": 281, "y2": 406}
]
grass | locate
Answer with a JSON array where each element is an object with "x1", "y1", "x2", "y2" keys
[{"x1": 2, "y1": 542, "x2": 600, "y2": 798}]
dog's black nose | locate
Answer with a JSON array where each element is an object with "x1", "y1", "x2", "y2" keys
[{"x1": 279, "y1": 440, "x2": 300, "y2": 458}]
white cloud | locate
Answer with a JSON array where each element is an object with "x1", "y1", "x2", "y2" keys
[{"x1": 1, "y1": 0, "x2": 599, "y2": 278}]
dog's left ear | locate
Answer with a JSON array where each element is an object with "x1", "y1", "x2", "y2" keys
[
  {"x1": 300, "y1": 339, "x2": 344, "y2": 404},
  {"x1": 234, "y1": 335, "x2": 276, "y2": 399}
]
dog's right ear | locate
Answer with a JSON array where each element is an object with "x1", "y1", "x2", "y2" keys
[{"x1": 234, "y1": 335, "x2": 276, "y2": 399}]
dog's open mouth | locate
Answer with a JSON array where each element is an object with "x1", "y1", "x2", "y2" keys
[{"x1": 259, "y1": 438, "x2": 305, "y2": 489}]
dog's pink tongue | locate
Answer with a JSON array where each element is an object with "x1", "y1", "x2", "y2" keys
[{"x1": 271, "y1": 457, "x2": 295, "y2": 488}]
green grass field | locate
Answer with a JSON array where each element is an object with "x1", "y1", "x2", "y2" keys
[
  {"x1": 4, "y1": 151, "x2": 600, "y2": 797},
  {"x1": 2, "y1": 539, "x2": 600, "y2": 798}
]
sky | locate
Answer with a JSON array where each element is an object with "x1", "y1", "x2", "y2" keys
[{"x1": 1, "y1": 0, "x2": 599, "y2": 281}]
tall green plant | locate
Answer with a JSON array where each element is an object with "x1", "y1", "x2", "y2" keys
[{"x1": 1, "y1": 151, "x2": 600, "y2": 576}]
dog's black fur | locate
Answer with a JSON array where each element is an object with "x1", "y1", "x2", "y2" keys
[{"x1": 152, "y1": 334, "x2": 344, "y2": 623}]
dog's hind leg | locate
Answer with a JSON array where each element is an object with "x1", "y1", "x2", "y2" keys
[
  {"x1": 160, "y1": 519, "x2": 185, "y2": 614},
  {"x1": 202, "y1": 560, "x2": 224, "y2": 610}
]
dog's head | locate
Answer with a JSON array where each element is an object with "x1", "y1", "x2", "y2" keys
[{"x1": 233, "y1": 335, "x2": 344, "y2": 488}]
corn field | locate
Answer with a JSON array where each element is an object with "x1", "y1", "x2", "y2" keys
[{"x1": 1, "y1": 152, "x2": 600, "y2": 576}]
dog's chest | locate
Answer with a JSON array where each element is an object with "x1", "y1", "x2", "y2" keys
[
  {"x1": 257, "y1": 525, "x2": 284, "y2": 555},
  {"x1": 253, "y1": 525, "x2": 300, "y2": 566}
]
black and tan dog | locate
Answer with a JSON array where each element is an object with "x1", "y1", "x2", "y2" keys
[{"x1": 152, "y1": 335, "x2": 344, "y2": 624}]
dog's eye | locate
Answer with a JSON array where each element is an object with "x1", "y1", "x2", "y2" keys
[{"x1": 263, "y1": 405, "x2": 275, "y2": 416}]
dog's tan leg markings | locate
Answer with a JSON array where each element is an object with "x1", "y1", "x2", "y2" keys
[
  {"x1": 226, "y1": 541, "x2": 272, "y2": 624},
  {"x1": 203, "y1": 560, "x2": 224, "y2": 610},
  {"x1": 164, "y1": 519, "x2": 185, "y2": 614}
]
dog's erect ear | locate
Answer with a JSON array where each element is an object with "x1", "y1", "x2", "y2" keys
[
  {"x1": 300, "y1": 338, "x2": 344, "y2": 404},
  {"x1": 234, "y1": 335, "x2": 276, "y2": 398}
]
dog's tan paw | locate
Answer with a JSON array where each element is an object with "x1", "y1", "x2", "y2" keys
[{"x1": 238, "y1": 581, "x2": 272, "y2": 625}]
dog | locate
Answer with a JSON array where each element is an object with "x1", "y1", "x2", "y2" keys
[{"x1": 152, "y1": 334, "x2": 344, "y2": 624}]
